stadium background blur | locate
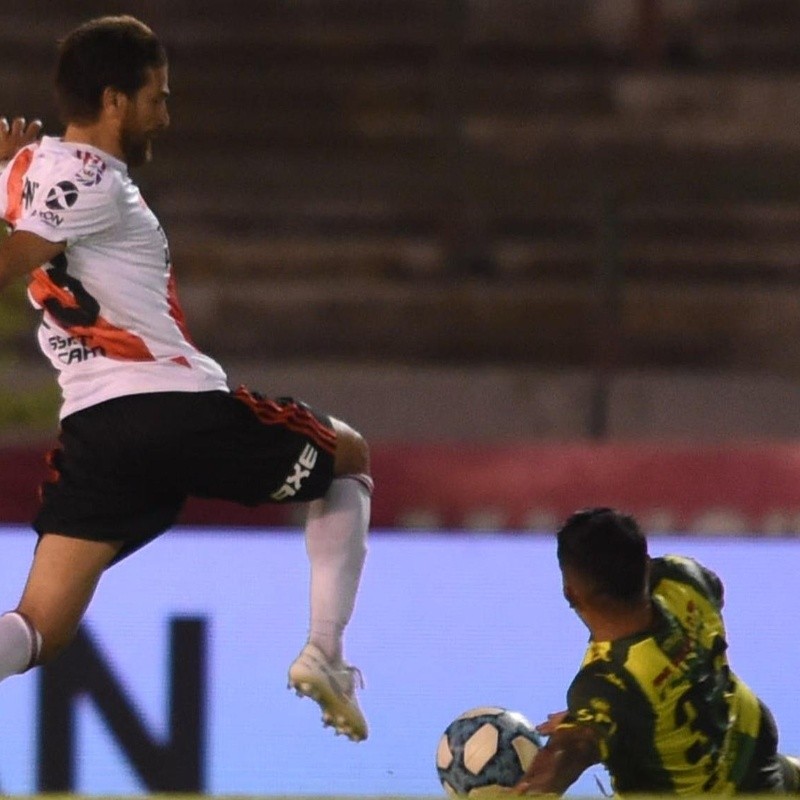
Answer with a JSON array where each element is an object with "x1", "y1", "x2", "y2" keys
[
  {"x1": 1, "y1": 1, "x2": 800, "y2": 796},
  {"x1": 5, "y1": 0, "x2": 800, "y2": 532}
]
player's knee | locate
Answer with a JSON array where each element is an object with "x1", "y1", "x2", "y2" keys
[{"x1": 331, "y1": 419, "x2": 370, "y2": 477}]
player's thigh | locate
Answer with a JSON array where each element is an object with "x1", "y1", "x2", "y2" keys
[{"x1": 16, "y1": 533, "x2": 124, "y2": 663}]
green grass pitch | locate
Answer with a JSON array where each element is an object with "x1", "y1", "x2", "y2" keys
[
  {"x1": 10, "y1": 796, "x2": 775, "y2": 800},
  {"x1": 16, "y1": 793, "x2": 707, "y2": 799}
]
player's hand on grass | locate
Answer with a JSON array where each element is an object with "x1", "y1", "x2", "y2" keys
[{"x1": 0, "y1": 116, "x2": 42, "y2": 162}]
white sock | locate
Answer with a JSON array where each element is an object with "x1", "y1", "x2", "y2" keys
[
  {"x1": 0, "y1": 612, "x2": 42, "y2": 679},
  {"x1": 304, "y1": 475, "x2": 371, "y2": 663}
]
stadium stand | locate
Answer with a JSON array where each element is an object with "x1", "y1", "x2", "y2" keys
[
  {"x1": 3, "y1": 0, "x2": 800, "y2": 373},
  {"x1": 5, "y1": 2, "x2": 800, "y2": 528}
]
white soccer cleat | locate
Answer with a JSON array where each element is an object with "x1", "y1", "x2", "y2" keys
[{"x1": 288, "y1": 642, "x2": 368, "y2": 742}]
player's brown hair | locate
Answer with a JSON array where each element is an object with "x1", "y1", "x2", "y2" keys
[{"x1": 55, "y1": 15, "x2": 167, "y2": 125}]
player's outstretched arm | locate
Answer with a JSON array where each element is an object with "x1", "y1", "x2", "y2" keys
[
  {"x1": 514, "y1": 725, "x2": 601, "y2": 795},
  {"x1": 536, "y1": 710, "x2": 569, "y2": 736},
  {"x1": 0, "y1": 117, "x2": 42, "y2": 164},
  {"x1": 0, "y1": 231, "x2": 65, "y2": 291}
]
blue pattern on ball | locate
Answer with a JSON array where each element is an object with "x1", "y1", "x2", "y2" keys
[{"x1": 437, "y1": 707, "x2": 543, "y2": 796}]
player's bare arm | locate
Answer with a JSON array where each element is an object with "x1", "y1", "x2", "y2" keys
[
  {"x1": 0, "y1": 116, "x2": 42, "y2": 163},
  {"x1": 514, "y1": 725, "x2": 601, "y2": 795},
  {"x1": 0, "y1": 230, "x2": 64, "y2": 290}
]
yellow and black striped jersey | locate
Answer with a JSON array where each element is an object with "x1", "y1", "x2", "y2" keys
[{"x1": 562, "y1": 555, "x2": 762, "y2": 795}]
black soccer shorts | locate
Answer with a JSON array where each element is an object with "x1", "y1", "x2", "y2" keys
[{"x1": 33, "y1": 387, "x2": 337, "y2": 560}]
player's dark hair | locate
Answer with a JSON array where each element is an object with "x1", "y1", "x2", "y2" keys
[
  {"x1": 556, "y1": 507, "x2": 648, "y2": 603},
  {"x1": 55, "y1": 15, "x2": 167, "y2": 124}
]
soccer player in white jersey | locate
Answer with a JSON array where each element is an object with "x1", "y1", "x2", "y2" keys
[{"x1": 0, "y1": 15, "x2": 370, "y2": 742}]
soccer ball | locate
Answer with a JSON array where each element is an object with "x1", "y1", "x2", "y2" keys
[{"x1": 436, "y1": 706, "x2": 542, "y2": 797}]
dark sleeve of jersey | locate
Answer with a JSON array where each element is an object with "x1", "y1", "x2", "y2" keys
[
  {"x1": 702, "y1": 564, "x2": 724, "y2": 609},
  {"x1": 564, "y1": 665, "x2": 632, "y2": 762},
  {"x1": 650, "y1": 556, "x2": 725, "y2": 610}
]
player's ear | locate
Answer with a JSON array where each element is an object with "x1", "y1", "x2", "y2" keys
[{"x1": 101, "y1": 87, "x2": 127, "y2": 118}]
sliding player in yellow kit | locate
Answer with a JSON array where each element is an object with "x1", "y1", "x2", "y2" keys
[{"x1": 516, "y1": 508, "x2": 799, "y2": 795}]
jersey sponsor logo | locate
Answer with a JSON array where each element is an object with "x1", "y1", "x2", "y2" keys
[
  {"x1": 33, "y1": 209, "x2": 64, "y2": 227},
  {"x1": 74, "y1": 151, "x2": 107, "y2": 186},
  {"x1": 48, "y1": 333, "x2": 106, "y2": 364},
  {"x1": 22, "y1": 178, "x2": 39, "y2": 209},
  {"x1": 30, "y1": 266, "x2": 155, "y2": 362},
  {"x1": 575, "y1": 697, "x2": 614, "y2": 727},
  {"x1": 45, "y1": 181, "x2": 79, "y2": 210},
  {"x1": 271, "y1": 444, "x2": 319, "y2": 501},
  {"x1": 575, "y1": 698, "x2": 616, "y2": 732}
]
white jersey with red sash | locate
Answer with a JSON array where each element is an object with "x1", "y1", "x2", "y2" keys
[{"x1": 0, "y1": 136, "x2": 228, "y2": 418}]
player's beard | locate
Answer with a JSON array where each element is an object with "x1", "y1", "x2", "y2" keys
[{"x1": 120, "y1": 125, "x2": 153, "y2": 168}]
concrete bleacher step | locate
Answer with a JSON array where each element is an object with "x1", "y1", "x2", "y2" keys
[
  {"x1": 694, "y1": 0, "x2": 800, "y2": 68},
  {"x1": 176, "y1": 276, "x2": 800, "y2": 374},
  {"x1": 166, "y1": 200, "x2": 800, "y2": 285}
]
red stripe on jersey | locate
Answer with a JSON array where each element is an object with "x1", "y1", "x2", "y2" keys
[
  {"x1": 166, "y1": 271, "x2": 197, "y2": 346},
  {"x1": 4, "y1": 147, "x2": 35, "y2": 223},
  {"x1": 233, "y1": 385, "x2": 337, "y2": 455},
  {"x1": 29, "y1": 267, "x2": 156, "y2": 361}
]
